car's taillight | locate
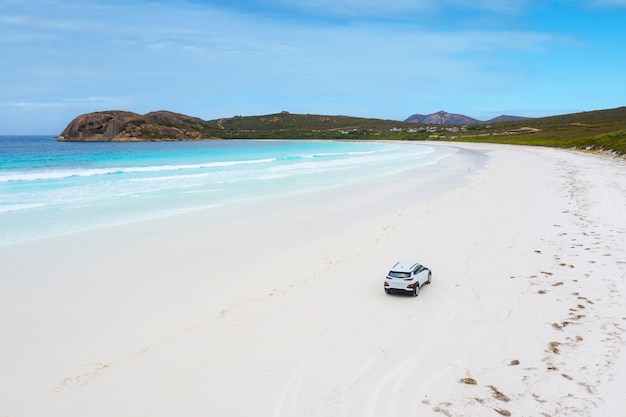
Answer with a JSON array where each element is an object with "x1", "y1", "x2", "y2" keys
[
  {"x1": 386, "y1": 276, "x2": 392, "y2": 280},
  {"x1": 384, "y1": 282, "x2": 389, "y2": 287}
]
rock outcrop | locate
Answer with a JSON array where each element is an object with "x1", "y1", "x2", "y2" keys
[{"x1": 57, "y1": 110, "x2": 223, "y2": 142}]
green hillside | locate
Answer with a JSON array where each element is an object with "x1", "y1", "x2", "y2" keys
[
  {"x1": 444, "y1": 107, "x2": 626, "y2": 154},
  {"x1": 215, "y1": 112, "x2": 430, "y2": 140},
  {"x1": 214, "y1": 107, "x2": 626, "y2": 155}
]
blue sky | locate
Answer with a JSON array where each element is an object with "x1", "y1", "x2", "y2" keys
[{"x1": 1, "y1": 0, "x2": 625, "y2": 134}]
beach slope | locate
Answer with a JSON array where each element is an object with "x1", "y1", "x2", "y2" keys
[{"x1": 1, "y1": 143, "x2": 624, "y2": 416}]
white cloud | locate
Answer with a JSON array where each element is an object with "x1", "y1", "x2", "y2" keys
[
  {"x1": 8, "y1": 96, "x2": 126, "y2": 109},
  {"x1": 258, "y1": 0, "x2": 528, "y2": 17},
  {"x1": 1, "y1": 0, "x2": 614, "y2": 132},
  {"x1": 9, "y1": 101, "x2": 68, "y2": 109}
]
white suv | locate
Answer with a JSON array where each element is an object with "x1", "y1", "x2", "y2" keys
[{"x1": 384, "y1": 262, "x2": 432, "y2": 296}]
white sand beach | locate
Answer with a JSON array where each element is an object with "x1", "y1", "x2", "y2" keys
[{"x1": 1, "y1": 143, "x2": 625, "y2": 416}]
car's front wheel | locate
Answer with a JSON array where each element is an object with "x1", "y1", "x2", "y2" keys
[
  {"x1": 413, "y1": 284, "x2": 420, "y2": 297},
  {"x1": 427, "y1": 271, "x2": 432, "y2": 284}
]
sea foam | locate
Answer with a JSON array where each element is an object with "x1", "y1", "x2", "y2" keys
[{"x1": 0, "y1": 137, "x2": 456, "y2": 244}]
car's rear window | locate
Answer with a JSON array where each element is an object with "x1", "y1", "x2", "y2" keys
[{"x1": 389, "y1": 271, "x2": 411, "y2": 278}]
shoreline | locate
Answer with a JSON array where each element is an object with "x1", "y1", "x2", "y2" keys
[
  {"x1": 1, "y1": 142, "x2": 624, "y2": 416},
  {"x1": 0, "y1": 139, "x2": 461, "y2": 247}
]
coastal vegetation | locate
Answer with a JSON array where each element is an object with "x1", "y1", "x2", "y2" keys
[
  {"x1": 215, "y1": 112, "x2": 430, "y2": 140},
  {"x1": 436, "y1": 107, "x2": 626, "y2": 155},
  {"x1": 58, "y1": 107, "x2": 626, "y2": 155},
  {"x1": 217, "y1": 107, "x2": 626, "y2": 155}
]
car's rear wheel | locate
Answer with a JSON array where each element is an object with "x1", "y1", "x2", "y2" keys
[
  {"x1": 413, "y1": 284, "x2": 420, "y2": 297},
  {"x1": 427, "y1": 271, "x2": 432, "y2": 284},
  {"x1": 385, "y1": 289, "x2": 391, "y2": 294}
]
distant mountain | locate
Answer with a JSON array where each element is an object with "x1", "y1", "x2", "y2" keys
[
  {"x1": 405, "y1": 111, "x2": 479, "y2": 125},
  {"x1": 404, "y1": 111, "x2": 528, "y2": 125}
]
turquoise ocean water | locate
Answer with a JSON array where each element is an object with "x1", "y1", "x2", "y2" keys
[{"x1": 0, "y1": 136, "x2": 457, "y2": 245}]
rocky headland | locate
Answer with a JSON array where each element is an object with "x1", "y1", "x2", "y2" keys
[{"x1": 57, "y1": 110, "x2": 223, "y2": 142}]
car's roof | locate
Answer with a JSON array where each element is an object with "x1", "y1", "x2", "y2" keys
[{"x1": 391, "y1": 262, "x2": 420, "y2": 272}]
